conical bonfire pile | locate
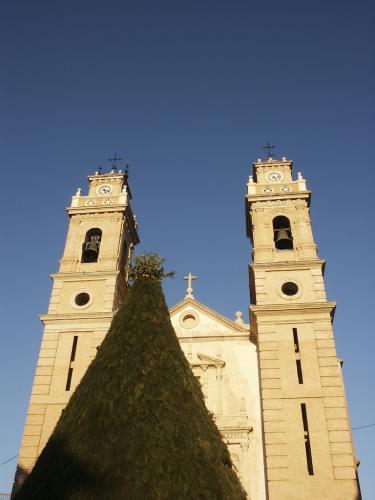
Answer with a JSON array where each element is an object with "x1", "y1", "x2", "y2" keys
[{"x1": 16, "y1": 255, "x2": 246, "y2": 500}]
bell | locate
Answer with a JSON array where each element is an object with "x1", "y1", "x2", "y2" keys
[
  {"x1": 275, "y1": 229, "x2": 293, "y2": 250},
  {"x1": 83, "y1": 239, "x2": 100, "y2": 261}
]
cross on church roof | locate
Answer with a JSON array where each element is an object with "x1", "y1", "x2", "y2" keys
[
  {"x1": 184, "y1": 272, "x2": 198, "y2": 300},
  {"x1": 262, "y1": 142, "x2": 275, "y2": 159}
]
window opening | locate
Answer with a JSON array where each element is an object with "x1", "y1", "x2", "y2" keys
[
  {"x1": 81, "y1": 228, "x2": 102, "y2": 263},
  {"x1": 273, "y1": 216, "x2": 293, "y2": 250},
  {"x1": 282, "y1": 282, "x2": 299, "y2": 296},
  {"x1": 75, "y1": 292, "x2": 90, "y2": 307},
  {"x1": 296, "y1": 360, "x2": 304, "y2": 384},
  {"x1": 65, "y1": 336, "x2": 78, "y2": 391},
  {"x1": 301, "y1": 403, "x2": 314, "y2": 475},
  {"x1": 293, "y1": 328, "x2": 304, "y2": 384},
  {"x1": 293, "y1": 328, "x2": 300, "y2": 352}
]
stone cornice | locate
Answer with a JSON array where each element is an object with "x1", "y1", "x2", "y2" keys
[
  {"x1": 245, "y1": 191, "x2": 311, "y2": 203},
  {"x1": 178, "y1": 334, "x2": 251, "y2": 342},
  {"x1": 50, "y1": 271, "x2": 121, "y2": 280},
  {"x1": 66, "y1": 204, "x2": 127, "y2": 215},
  {"x1": 250, "y1": 301, "x2": 336, "y2": 319},
  {"x1": 39, "y1": 312, "x2": 115, "y2": 324},
  {"x1": 87, "y1": 173, "x2": 125, "y2": 181},
  {"x1": 250, "y1": 259, "x2": 325, "y2": 271},
  {"x1": 221, "y1": 426, "x2": 253, "y2": 436}
]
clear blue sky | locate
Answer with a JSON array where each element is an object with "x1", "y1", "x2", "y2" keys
[{"x1": 0, "y1": 0, "x2": 374, "y2": 495}]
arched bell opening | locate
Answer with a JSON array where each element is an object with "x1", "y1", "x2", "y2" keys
[
  {"x1": 273, "y1": 216, "x2": 293, "y2": 250},
  {"x1": 81, "y1": 228, "x2": 102, "y2": 263}
]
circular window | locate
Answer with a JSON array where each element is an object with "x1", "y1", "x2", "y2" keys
[
  {"x1": 75, "y1": 292, "x2": 90, "y2": 306},
  {"x1": 281, "y1": 282, "x2": 299, "y2": 296},
  {"x1": 179, "y1": 310, "x2": 199, "y2": 329},
  {"x1": 183, "y1": 314, "x2": 196, "y2": 328}
]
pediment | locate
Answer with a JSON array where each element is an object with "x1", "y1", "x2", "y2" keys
[
  {"x1": 191, "y1": 353, "x2": 225, "y2": 369},
  {"x1": 169, "y1": 298, "x2": 248, "y2": 339}
]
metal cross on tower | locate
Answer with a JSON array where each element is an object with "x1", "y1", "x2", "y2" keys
[
  {"x1": 108, "y1": 153, "x2": 123, "y2": 169},
  {"x1": 262, "y1": 142, "x2": 275, "y2": 159},
  {"x1": 184, "y1": 272, "x2": 198, "y2": 299}
]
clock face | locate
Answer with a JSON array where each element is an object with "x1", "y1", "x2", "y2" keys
[
  {"x1": 97, "y1": 184, "x2": 112, "y2": 196},
  {"x1": 267, "y1": 171, "x2": 283, "y2": 183}
]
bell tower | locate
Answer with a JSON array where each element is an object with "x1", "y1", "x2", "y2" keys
[
  {"x1": 13, "y1": 164, "x2": 139, "y2": 491},
  {"x1": 246, "y1": 155, "x2": 360, "y2": 499}
]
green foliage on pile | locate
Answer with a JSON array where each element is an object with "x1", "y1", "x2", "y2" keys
[
  {"x1": 16, "y1": 275, "x2": 246, "y2": 500},
  {"x1": 128, "y1": 252, "x2": 175, "y2": 281}
]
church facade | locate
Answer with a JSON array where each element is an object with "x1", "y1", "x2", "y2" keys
[{"x1": 13, "y1": 156, "x2": 360, "y2": 499}]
